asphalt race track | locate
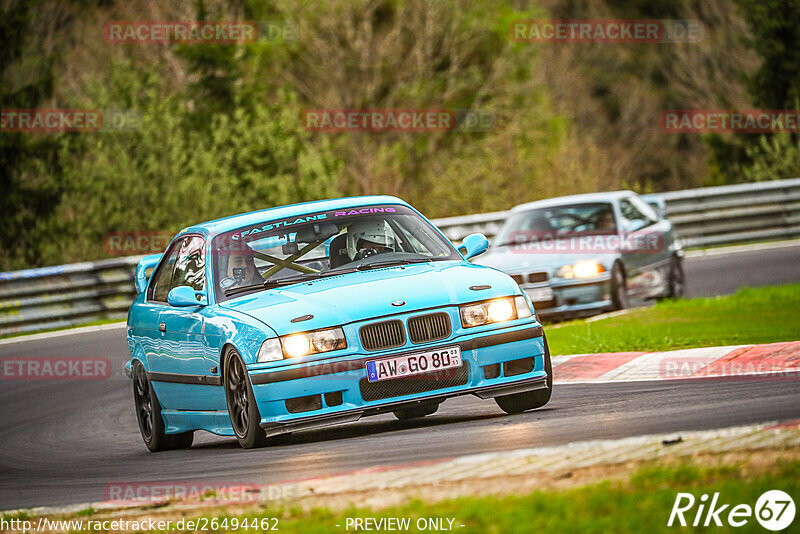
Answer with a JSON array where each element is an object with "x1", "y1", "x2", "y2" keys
[
  {"x1": 1, "y1": 243, "x2": 799, "y2": 510},
  {"x1": 683, "y1": 241, "x2": 800, "y2": 298}
]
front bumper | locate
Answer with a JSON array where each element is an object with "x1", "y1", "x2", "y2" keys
[
  {"x1": 247, "y1": 323, "x2": 547, "y2": 435},
  {"x1": 522, "y1": 274, "x2": 612, "y2": 320},
  {"x1": 259, "y1": 375, "x2": 548, "y2": 437}
]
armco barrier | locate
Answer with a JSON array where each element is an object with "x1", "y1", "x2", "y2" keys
[
  {"x1": 1, "y1": 178, "x2": 799, "y2": 336},
  {"x1": 0, "y1": 258, "x2": 140, "y2": 336},
  {"x1": 657, "y1": 178, "x2": 800, "y2": 248},
  {"x1": 434, "y1": 177, "x2": 800, "y2": 245}
]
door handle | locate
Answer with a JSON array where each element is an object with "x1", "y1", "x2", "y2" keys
[{"x1": 159, "y1": 322, "x2": 166, "y2": 332}]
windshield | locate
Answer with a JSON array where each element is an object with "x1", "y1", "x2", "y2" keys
[
  {"x1": 212, "y1": 204, "x2": 459, "y2": 301},
  {"x1": 493, "y1": 202, "x2": 617, "y2": 247}
]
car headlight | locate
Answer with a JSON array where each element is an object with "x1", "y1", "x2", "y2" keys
[
  {"x1": 257, "y1": 338, "x2": 283, "y2": 363},
  {"x1": 556, "y1": 259, "x2": 605, "y2": 279},
  {"x1": 460, "y1": 296, "x2": 532, "y2": 328},
  {"x1": 487, "y1": 299, "x2": 515, "y2": 322},
  {"x1": 281, "y1": 327, "x2": 347, "y2": 358},
  {"x1": 514, "y1": 295, "x2": 533, "y2": 319}
]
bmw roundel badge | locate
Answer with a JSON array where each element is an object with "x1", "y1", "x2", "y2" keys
[{"x1": 391, "y1": 300, "x2": 406, "y2": 307}]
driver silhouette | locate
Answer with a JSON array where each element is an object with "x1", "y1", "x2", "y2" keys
[
  {"x1": 222, "y1": 246, "x2": 263, "y2": 288},
  {"x1": 346, "y1": 220, "x2": 397, "y2": 261}
]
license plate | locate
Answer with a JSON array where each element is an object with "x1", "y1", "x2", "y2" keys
[
  {"x1": 365, "y1": 346, "x2": 462, "y2": 382},
  {"x1": 526, "y1": 286, "x2": 554, "y2": 302}
]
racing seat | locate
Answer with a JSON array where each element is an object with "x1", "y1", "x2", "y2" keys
[{"x1": 328, "y1": 234, "x2": 350, "y2": 269}]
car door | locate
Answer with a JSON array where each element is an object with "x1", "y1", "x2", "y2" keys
[
  {"x1": 136, "y1": 238, "x2": 182, "y2": 407},
  {"x1": 154, "y1": 234, "x2": 223, "y2": 411},
  {"x1": 618, "y1": 197, "x2": 670, "y2": 297}
]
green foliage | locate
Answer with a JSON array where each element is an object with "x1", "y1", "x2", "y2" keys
[
  {"x1": 258, "y1": 0, "x2": 562, "y2": 218},
  {"x1": 0, "y1": 0, "x2": 62, "y2": 268},
  {"x1": 175, "y1": 0, "x2": 242, "y2": 121},
  {"x1": 741, "y1": 132, "x2": 800, "y2": 182},
  {"x1": 734, "y1": 0, "x2": 800, "y2": 110},
  {"x1": 709, "y1": 0, "x2": 800, "y2": 183},
  {"x1": 44, "y1": 63, "x2": 341, "y2": 264},
  {"x1": 0, "y1": 0, "x2": 792, "y2": 269}
]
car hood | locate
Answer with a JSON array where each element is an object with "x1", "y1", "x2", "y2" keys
[
  {"x1": 476, "y1": 246, "x2": 618, "y2": 274},
  {"x1": 220, "y1": 261, "x2": 518, "y2": 335}
]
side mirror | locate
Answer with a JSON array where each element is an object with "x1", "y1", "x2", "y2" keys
[
  {"x1": 167, "y1": 286, "x2": 208, "y2": 307},
  {"x1": 135, "y1": 253, "x2": 163, "y2": 293},
  {"x1": 458, "y1": 233, "x2": 489, "y2": 260}
]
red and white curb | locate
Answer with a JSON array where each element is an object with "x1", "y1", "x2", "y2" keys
[{"x1": 552, "y1": 341, "x2": 800, "y2": 384}]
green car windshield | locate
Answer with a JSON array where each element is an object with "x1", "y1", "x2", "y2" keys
[{"x1": 212, "y1": 204, "x2": 460, "y2": 301}]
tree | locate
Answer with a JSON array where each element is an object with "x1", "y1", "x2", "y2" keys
[
  {"x1": 708, "y1": 0, "x2": 800, "y2": 183},
  {"x1": 0, "y1": 0, "x2": 62, "y2": 269},
  {"x1": 735, "y1": 0, "x2": 800, "y2": 109}
]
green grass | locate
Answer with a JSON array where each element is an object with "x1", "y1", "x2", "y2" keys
[
  {"x1": 175, "y1": 460, "x2": 800, "y2": 534},
  {"x1": 546, "y1": 284, "x2": 800, "y2": 355}
]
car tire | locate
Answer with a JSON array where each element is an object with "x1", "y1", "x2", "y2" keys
[
  {"x1": 224, "y1": 348, "x2": 272, "y2": 449},
  {"x1": 133, "y1": 361, "x2": 194, "y2": 452},
  {"x1": 667, "y1": 255, "x2": 685, "y2": 299},
  {"x1": 393, "y1": 403, "x2": 440, "y2": 420},
  {"x1": 495, "y1": 333, "x2": 553, "y2": 415},
  {"x1": 223, "y1": 348, "x2": 292, "y2": 449},
  {"x1": 611, "y1": 262, "x2": 629, "y2": 310}
]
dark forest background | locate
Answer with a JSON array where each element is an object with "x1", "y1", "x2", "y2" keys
[{"x1": 2, "y1": 0, "x2": 799, "y2": 269}]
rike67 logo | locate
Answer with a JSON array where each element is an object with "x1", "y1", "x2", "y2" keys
[{"x1": 668, "y1": 490, "x2": 795, "y2": 531}]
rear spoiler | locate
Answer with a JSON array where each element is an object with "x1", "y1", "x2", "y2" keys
[{"x1": 135, "y1": 253, "x2": 163, "y2": 293}]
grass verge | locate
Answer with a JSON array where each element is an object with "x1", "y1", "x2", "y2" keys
[
  {"x1": 260, "y1": 460, "x2": 799, "y2": 533},
  {"x1": 7, "y1": 452, "x2": 798, "y2": 533},
  {"x1": 546, "y1": 283, "x2": 800, "y2": 354}
]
